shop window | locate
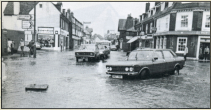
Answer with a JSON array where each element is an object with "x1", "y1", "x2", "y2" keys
[
  {"x1": 176, "y1": 37, "x2": 187, "y2": 53},
  {"x1": 181, "y1": 15, "x2": 188, "y2": 27},
  {"x1": 205, "y1": 15, "x2": 210, "y2": 28}
]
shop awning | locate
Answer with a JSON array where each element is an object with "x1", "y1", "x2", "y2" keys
[{"x1": 127, "y1": 36, "x2": 139, "y2": 43}]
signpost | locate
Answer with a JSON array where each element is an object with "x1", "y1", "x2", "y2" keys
[
  {"x1": 22, "y1": 21, "x2": 33, "y2": 29},
  {"x1": 18, "y1": 15, "x2": 34, "y2": 21}
]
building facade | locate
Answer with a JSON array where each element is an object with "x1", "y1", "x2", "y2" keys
[
  {"x1": 153, "y1": 2, "x2": 210, "y2": 60},
  {"x1": 118, "y1": 14, "x2": 138, "y2": 52}
]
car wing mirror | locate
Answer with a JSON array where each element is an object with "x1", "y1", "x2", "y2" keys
[{"x1": 154, "y1": 57, "x2": 158, "y2": 60}]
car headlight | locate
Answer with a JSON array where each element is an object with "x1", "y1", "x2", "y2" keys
[
  {"x1": 90, "y1": 53, "x2": 94, "y2": 55},
  {"x1": 129, "y1": 67, "x2": 134, "y2": 71},
  {"x1": 109, "y1": 67, "x2": 112, "y2": 71},
  {"x1": 99, "y1": 51, "x2": 103, "y2": 54},
  {"x1": 125, "y1": 67, "x2": 129, "y2": 71},
  {"x1": 106, "y1": 67, "x2": 110, "y2": 71},
  {"x1": 76, "y1": 53, "x2": 79, "y2": 55}
]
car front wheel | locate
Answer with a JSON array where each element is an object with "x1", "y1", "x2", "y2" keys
[{"x1": 139, "y1": 69, "x2": 150, "y2": 79}]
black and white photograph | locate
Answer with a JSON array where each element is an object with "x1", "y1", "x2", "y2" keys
[{"x1": 1, "y1": 1, "x2": 210, "y2": 108}]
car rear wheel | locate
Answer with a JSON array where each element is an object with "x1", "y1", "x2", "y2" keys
[
  {"x1": 139, "y1": 69, "x2": 150, "y2": 79},
  {"x1": 174, "y1": 67, "x2": 179, "y2": 75}
]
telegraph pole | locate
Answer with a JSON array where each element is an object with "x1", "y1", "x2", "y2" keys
[{"x1": 33, "y1": 1, "x2": 36, "y2": 58}]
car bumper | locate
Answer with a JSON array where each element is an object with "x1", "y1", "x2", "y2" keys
[
  {"x1": 75, "y1": 55, "x2": 95, "y2": 58},
  {"x1": 106, "y1": 72, "x2": 139, "y2": 76}
]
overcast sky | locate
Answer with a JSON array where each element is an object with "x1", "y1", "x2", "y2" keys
[{"x1": 61, "y1": 2, "x2": 155, "y2": 19}]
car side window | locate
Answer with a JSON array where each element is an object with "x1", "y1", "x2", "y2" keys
[
  {"x1": 163, "y1": 50, "x2": 174, "y2": 59},
  {"x1": 154, "y1": 51, "x2": 164, "y2": 59}
]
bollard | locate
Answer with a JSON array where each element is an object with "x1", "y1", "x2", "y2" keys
[{"x1": 33, "y1": 45, "x2": 36, "y2": 58}]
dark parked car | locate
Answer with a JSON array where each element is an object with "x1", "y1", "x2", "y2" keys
[
  {"x1": 99, "y1": 45, "x2": 110, "y2": 60},
  {"x1": 106, "y1": 48, "x2": 185, "y2": 79},
  {"x1": 75, "y1": 44, "x2": 100, "y2": 62}
]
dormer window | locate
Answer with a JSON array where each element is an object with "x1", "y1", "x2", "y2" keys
[
  {"x1": 165, "y1": 2, "x2": 168, "y2": 9},
  {"x1": 39, "y1": 4, "x2": 42, "y2": 8}
]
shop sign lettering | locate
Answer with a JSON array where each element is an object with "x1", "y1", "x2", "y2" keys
[{"x1": 38, "y1": 27, "x2": 54, "y2": 34}]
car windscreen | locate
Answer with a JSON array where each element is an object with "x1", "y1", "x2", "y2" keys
[
  {"x1": 128, "y1": 50, "x2": 153, "y2": 60},
  {"x1": 79, "y1": 45, "x2": 95, "y2": 51}
]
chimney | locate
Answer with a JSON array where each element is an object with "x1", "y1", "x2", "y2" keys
[
  {"x1": 71, "y1": 12, "x2": 74, "y2": 17},
  {"x1": 135, "y1": 18, "x2": 139, "y2": 24},
  {"x1": 139, "y1": 15, "x2": 142, "y2": 22},
  {"x1": 155, "y1": 2, "x2": 160, "y2": 6},
  {"x1": 145, "y1": 3, "x2": 150, "y2": 13},
  {"x1": 63, "y1": 9, "x2": 65, "y2": 15},
  {"x1": 14, "y1": 2, "x2": 20, "y2": 15},
  {"x1": 55, "y1": 2, "x2": 62, "y2": 12}
]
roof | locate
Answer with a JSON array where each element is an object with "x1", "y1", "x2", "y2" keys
[
  {"x1": 4, "y1": 2, "x2": 39, "y2": 15},
  {"x1": 3, "y1": 2, "x2": 14, "y2": 15},
  {"x1": 118, "y1": 19, "x2": 126, "y2": 30},
  {"x1": 126, "y1": 26, "x2": 136, "y2": 32},
  {"x1": 19, "y1": 2, "x2": 39, "y2": 15}
]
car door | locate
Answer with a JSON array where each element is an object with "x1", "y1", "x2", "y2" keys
[
  {"x1": 162, "y1": 50, "x2": 175, "y2": 72},
  {"x1": 152, "y1": 50, "x2": 166, "y2": 74}
]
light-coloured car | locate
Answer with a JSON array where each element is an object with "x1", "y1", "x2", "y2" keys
[
  {"x1": 75, "y1": 44, "x2": 100, "y2": 62},
  {"x1": 35, "y1": 42, "x2": 42, "y2": 50}
]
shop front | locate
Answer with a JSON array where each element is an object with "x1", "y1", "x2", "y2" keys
[
  {"x1": 197, "y1": 36, "x2": 210, "y2": 60},
  {"x1": 37, "y1": 27, "x2": 55, "y2": 48}
]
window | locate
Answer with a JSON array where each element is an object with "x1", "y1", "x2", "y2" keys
[
  {"x1": 205, "y1": 15, "x2": 210, "y2": 28},
  {"x1": 154, "y1": 51, "x2": 164, "y2": 59},
  {"x1": 39, "y1": 4, "x2": 42, "y2": 8},
  {"x1": 165, "y1": 2, "x2": 168, "y2": 9},
  {"x1": 158, "y1": 20, "x2": 160, "y2": 30},
  {"x1": 177, "y1": 37, "x2": 187, "y2": 53},
  {"x1": 166, "y1": 17, "x2": 168, "y2": 29},
  {"x1": 146, "y1": 24, "x2": 148, "y2": 34},
  {"x1": 163, "y1": 50, "x2": 174, "y2": 58},
  {"x1": 150, "y1": 23, "x2": 152, "y2": 33},
  {"x1": 181, "y1": 15, "x2": 188, "y2": 27}
]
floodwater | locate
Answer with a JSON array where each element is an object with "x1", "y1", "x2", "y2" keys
[{"x1": 2, "y1": 50, "x2": 210, "y2": 108}]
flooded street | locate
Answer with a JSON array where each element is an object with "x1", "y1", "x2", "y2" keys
[{"x1": 2, "y1": 50, "x2": 210, "y2": 108}]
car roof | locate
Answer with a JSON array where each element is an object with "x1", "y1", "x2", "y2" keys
[{"x1": 135, "y1": 48, "x2": 173, "y2": 51}]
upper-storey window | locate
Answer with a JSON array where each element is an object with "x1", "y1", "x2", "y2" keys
[
  {"x1": 181, "y1": 15, "x2": 188, "y2": 27},
  {"x1": 165, "y1": 2, "x2": 168, "y2": 9},
  {"x1": 146, "y1": 24, "x2": 148, "y2": 34},
  {"x1": 166, "y1": 17, "x2": 169, "y2": 29},
  {"x1": 205, "y1": 15, "x2": 210, "y2": 28},
  {"x1": 39, "y1": 4, "x2": 42, "y2": 8},
  {"x1": 150, "y1": 23, "x2": 152, "y2": 33}
]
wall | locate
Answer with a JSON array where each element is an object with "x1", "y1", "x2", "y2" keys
[
  {"x1": 201, "y1": 11, "x2": 210, "y2": 32},
  {"x1": 156, "y1": 14, "x2": 170, "y2": 33},
  {"x1": 175, "y1": 11, "x2": 193, "y2": 31},
  {"x1": 29, "y1": 2, "x2": 60, "y2": 33}
]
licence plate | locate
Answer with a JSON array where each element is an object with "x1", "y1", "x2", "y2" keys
[{"x1": 111, "y1": 75, "x2": 123, "y2": 79}]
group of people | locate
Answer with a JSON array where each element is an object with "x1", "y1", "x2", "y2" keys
[
  {"x1": 183, "y1": 46, "x2": 210, "y2": 61},
  {"x1": 8, "y1": 39, "x2": 35, "y2": 57}
]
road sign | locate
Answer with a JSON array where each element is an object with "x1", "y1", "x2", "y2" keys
[
  {"x1": 18, "y1": 15, "x2": 34, "y2": 20},
  {"x1": 22, "y1": 21, "x2": 33, "y2": 29}
]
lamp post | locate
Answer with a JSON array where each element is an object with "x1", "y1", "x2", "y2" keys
[{"x1": 33, "y1": 1, "x2": 36, "y2": 58}]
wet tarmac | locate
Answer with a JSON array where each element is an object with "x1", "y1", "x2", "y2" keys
[{"x1": 2, "y1": 49, "x2": 210, "y2": 108}]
